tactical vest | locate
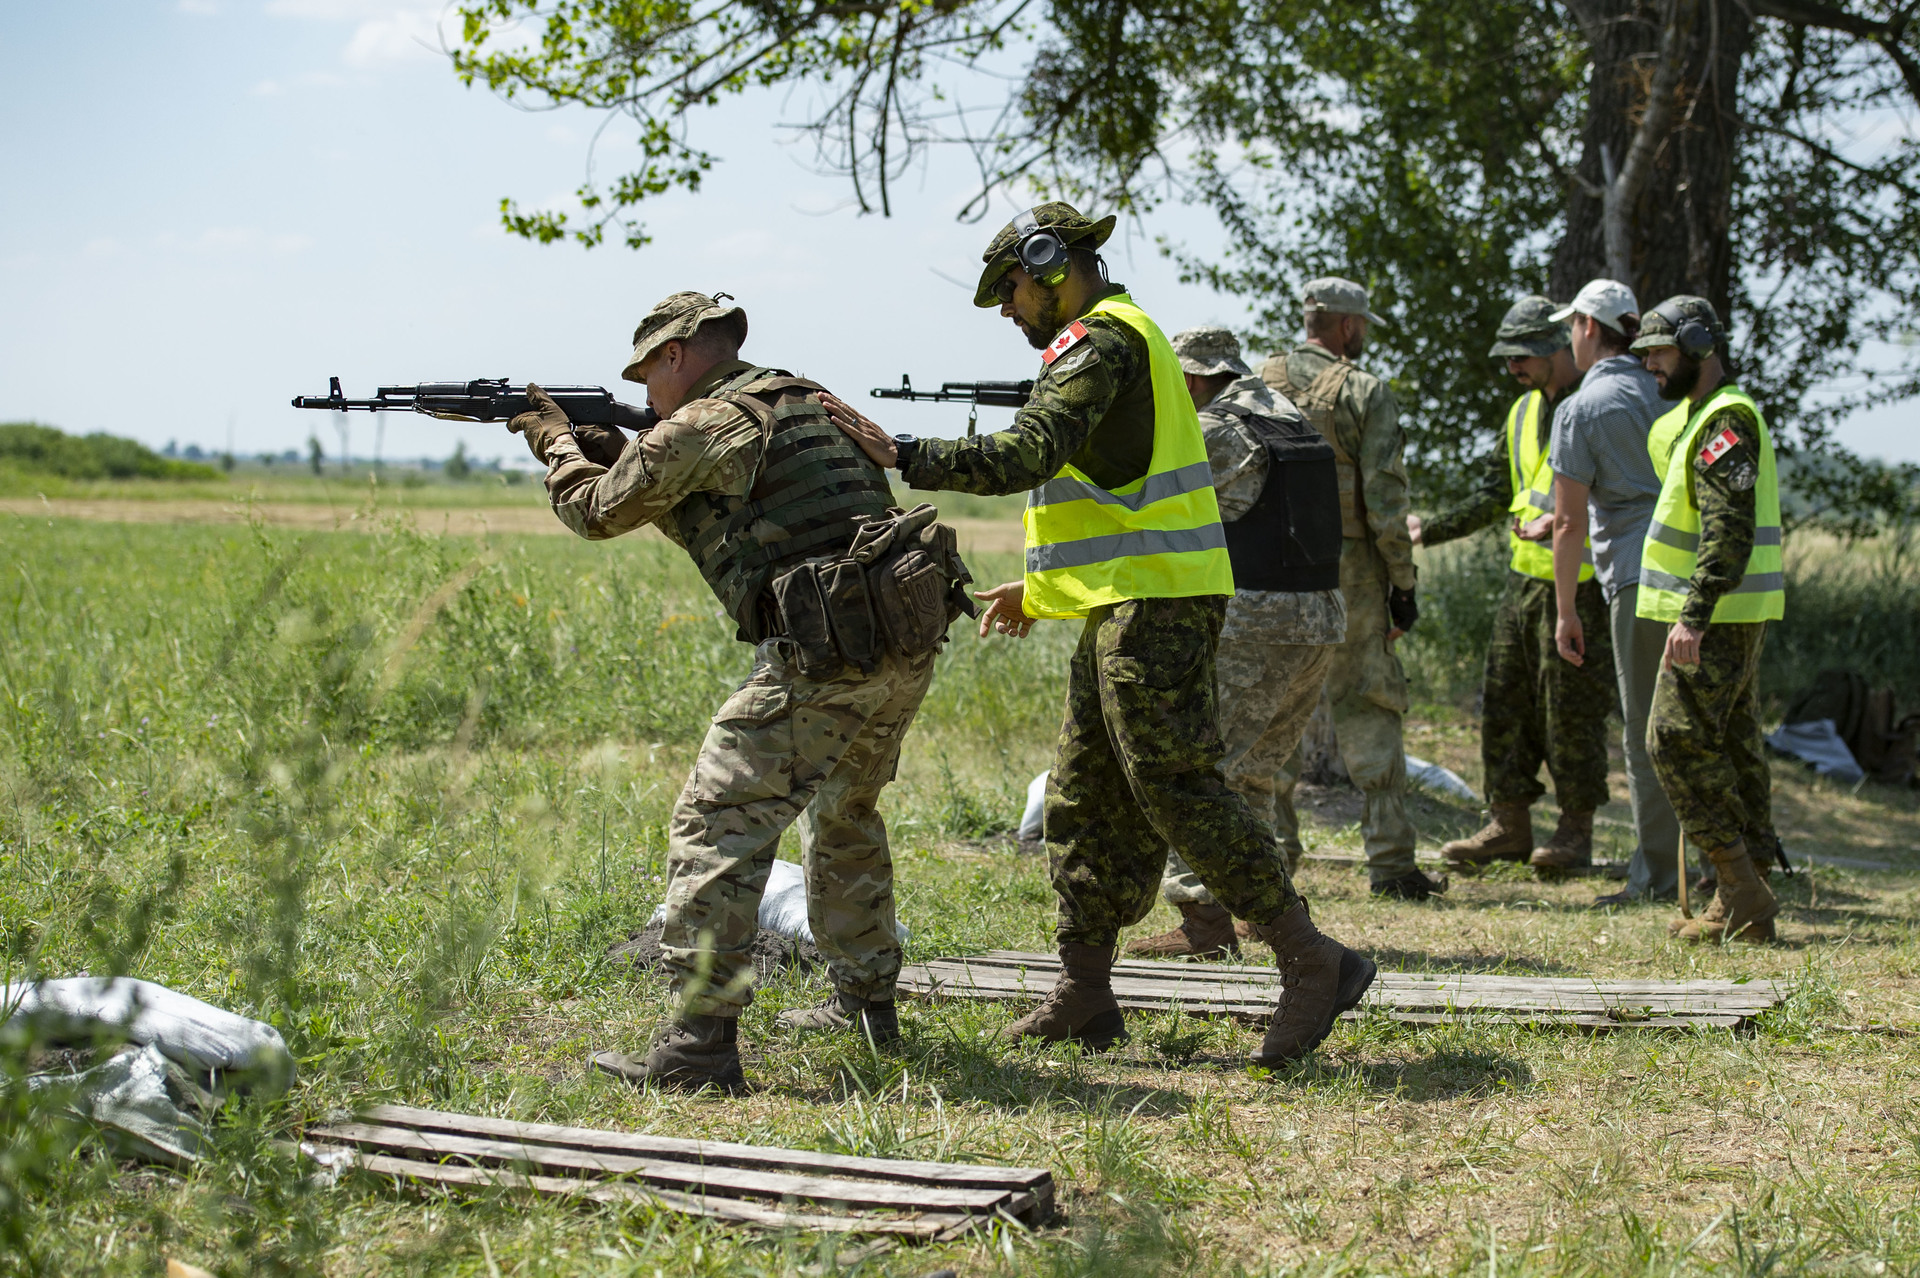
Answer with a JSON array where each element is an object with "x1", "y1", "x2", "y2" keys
[
  {"x1": 1022, "y1": 294, "x2": 1236, "y2": 619},
  {"x1": 1503, "y1": 389, "x2": 1594, "y2": 583},
  {"x1": 1636, "y1": 384, "x2": 1785, "y2": 625},
  {"x1": 1266, "y1": 353, "x2": 1369, "y2": 539},
  {"x1": 670, "y1": 366, "x2": 896, "y2": 639},
  {"x1": 1215, "y1": 400, "x2": 1343, "y2": 592}
]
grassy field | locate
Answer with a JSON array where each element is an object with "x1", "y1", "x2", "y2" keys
[{"x1": 3, "y1": 502, "x2": 1920, "y2": 1277}]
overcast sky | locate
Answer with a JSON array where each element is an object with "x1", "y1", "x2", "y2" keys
[{"x1": 2, "y1": 2, "x2": 1913, "y2": 467}]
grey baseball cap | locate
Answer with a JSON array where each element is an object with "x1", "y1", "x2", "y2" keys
[
  {"x1": 1549, "y1": 278, "x2": 1639, "y2": 336},
  {"x1": 621, "y1": 291, "x2": 748, "y2": 383},
  {"x1": 1302, "y1": 277, "x2": 1387, "y2": 326},
  {"x1": 1170, "y1": 326, "x2": 1251, "y2": 376},
  {"x1": 1487, "y1": 294, "x2": 1570, "y2": 359}
]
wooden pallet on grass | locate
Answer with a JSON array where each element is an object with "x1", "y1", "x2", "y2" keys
[
  {"x1": 898, "y1": 951, "x2": 1784, "y2": 1031},
  {"x1": 306, "y1": 1103, "x2": 1052, "y2": 1244}
]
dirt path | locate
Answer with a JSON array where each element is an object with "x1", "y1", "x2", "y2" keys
[{"x1": 0, "y1": 497, "x2": 1026, "y2": 554}]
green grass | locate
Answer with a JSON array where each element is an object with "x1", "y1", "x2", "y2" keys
[{"x1": 3, "y1": 512, "x2": 1920, "y2": 1276}]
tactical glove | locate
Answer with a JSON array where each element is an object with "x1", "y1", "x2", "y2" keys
[
  {"x1": 509, "y1": 384, "x2": 574, "y2": 465},
  {"x1": 570, "y1": 421, "x2": 630, "y2": 468},
  {"x1": 1388, "y1": 585, "x2": 1419, "y2": 634}
]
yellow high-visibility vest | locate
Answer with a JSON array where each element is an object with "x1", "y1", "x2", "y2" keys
[
  {"x1": 1503, "y1": 390, "x2": 1594, "y2": 582},
  {"x1": 1022, "y1": 294, "x2": 1236, "y2": 619},
  {"x1": 1636, "y1": 384, "x2": 1784, "y2": 624}
]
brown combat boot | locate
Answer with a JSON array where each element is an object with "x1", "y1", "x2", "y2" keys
[
  {"x1": 1441, "y1": 803, "x2": 1534, "y2": 870},
  {"x1": 1005, "y1": 942, "x2": 1128, "y2": 1051},
  {"x1": 1670, "y1": 838, "x2": 1779, "y2": 944},
  {"x1": 593, "y1": 1014, "x2": 746, "y2": 1092},
  {"x1": 1528, "y1": 809, "x2": 1595, "y2": 873},
  {"x1": 1250, "y1": 903, "x2": 1378, "y2": 1066},
  {"x1": 1123, "y1": 901, "x2": 1239, "y2": 959}
]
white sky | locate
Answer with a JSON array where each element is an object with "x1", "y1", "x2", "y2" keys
[{"x1": 1, "y1": 1, "x2": 1913, "y2": 467}]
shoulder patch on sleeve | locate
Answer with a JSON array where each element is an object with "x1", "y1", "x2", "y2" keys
[
  {"x1": 1040, "y1": 320, "x2": 1090, "y2": 365},
  {"x1": 1698, "y1": 425, "x2": 1741, "y2": 468},
  {"x1": 1047, "y1": 343, "x2": 1101, "y2": 381}
]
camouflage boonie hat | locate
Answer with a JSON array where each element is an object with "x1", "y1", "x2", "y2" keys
[
  {"x1": 1170, "y1": 326, "x2": 1251, "y2": 377},
  {"x1": 1487, "y1": 295, "x2": 1569, "y2": 359},
  {"x1": 1631, "y1": 295, "x2": 1723, "y2": 353},
  {"x1": 621, "y1": 291, "x2": 748, "y2": 383},
  {"x1": 973, "y1": 202, "x2": 1118, "y2": 308},
  {"x1": 1302, "y1": 277, "x2": 1387, "y2": 326}
]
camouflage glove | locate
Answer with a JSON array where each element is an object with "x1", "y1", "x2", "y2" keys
[
  {"x1": 509, "y1": 384, "x2": 574, "y2": 465},
  {"x1": 1388, "y1": 586, "x2": 1419, "y2": 634}
]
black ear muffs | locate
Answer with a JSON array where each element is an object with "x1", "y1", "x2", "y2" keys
[
  {"x1": 1652, "y1": 301, "x2": 1719, "y2": 362},
  {"x1": 1013, "y1": 209, "x2": 1072, "y2": 288}
]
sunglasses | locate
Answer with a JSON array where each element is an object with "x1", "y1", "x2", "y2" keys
[{"x1": 992, "y1": 274, "x2": 1019, "y2": 305}]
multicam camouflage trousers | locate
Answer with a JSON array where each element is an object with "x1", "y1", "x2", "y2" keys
[
  {"x1": 1647, "y1": 621, "x2": 1776, "y2": 855},
  {"x1": 1161, "y1": 638, "x2": 1334, "y2": 905},
  {"x1": 1045, "y1": 595, "x2": 1303, "y2": 947},
  {"x1": 1483, "y1": 573, "x2": 1616, "y2": 813},
  {"x1": 660, "y1": 638, "x2": 936, "y2": 1017}
]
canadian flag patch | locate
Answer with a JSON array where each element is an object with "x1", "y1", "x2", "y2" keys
[
  {"x1": 1041, "y1": 320, "x2": 1090, "y2": 365},
  {"x1": 1698, "y1": 426, "x2": 1740, "y2": 466}
]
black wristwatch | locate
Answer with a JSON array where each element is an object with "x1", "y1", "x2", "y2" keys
[{"x1": 892, "y1": 434, "x2": 919, "y2": 470}]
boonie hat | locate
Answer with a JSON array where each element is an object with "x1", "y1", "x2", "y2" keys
[
  {"x1": 1170, "y1": 326, "x2": 1251, "y2": 377},
  {"x1": 1487, "y1": 295, "x2": 1570, "y2": 359},
  {"x1": 1302, "y1": 277, "x2": 1387, "y2": 326},
  {"x1": 1630, "y1": 295, "x2": 1724, "y2": 353},
  {"x1": 621, "y1": 291, "x2": 748, "y2": 383},
  {"x1": 1549, "y1": 279, "x2": 1639, "y2": 336},
  {"x1": 974, "y1": 202, "x2": 1118, "y2": 308}
]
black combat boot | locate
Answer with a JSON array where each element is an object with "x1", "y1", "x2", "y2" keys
[{"x1": 1370, "y1": 869, "x2": 1449, "y2": 900}]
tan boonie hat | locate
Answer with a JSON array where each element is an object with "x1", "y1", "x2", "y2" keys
[
  {"x1": 1549, "y1": 279, "x2": 1638, "y2": 336},
  {"x1": 621, "y1": 291, "x2": 748, "y2": 383},
  {"x1": 1487, "y1": 294, "x2": 1570, "y2": 359},
  {"x1": 973, "y1": 201, "x2": 1118, "y2": 308},
  {"x1": 1302, "y1": 277, "x2": 1387, "y2": 327},
  {"x1": 1170, "y1": 326, "x2": 1251, "y2": 377}
]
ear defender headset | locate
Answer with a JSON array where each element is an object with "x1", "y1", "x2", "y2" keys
[
  {"x1": 1653, "y1": 300, "x2": 1720, "y2": 362},
  {"x1": 1011, "y1": 208, "x2": 1073, "y2": 288}
]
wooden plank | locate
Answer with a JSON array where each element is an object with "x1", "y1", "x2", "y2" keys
[
  {"x1": 308, "y1": 1121, "x2": 1013, "y2": 1215},
  {"x1": 360, "y1": 1104, "x2": 1051, "y2": 1206}
]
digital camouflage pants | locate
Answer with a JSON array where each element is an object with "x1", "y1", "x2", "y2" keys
[
  {"x1": 1482, "y1": 573, "x2": 1616, "y2": 813},
  {"x1": 1648, "y1": 620, "x2": 1776, "y2": 855},
  {"x1": 1161, "y1": 638, "x2": 1334, "y2": 905},
  {"x1": 1045, "y1": 595, "x2": 1303, "y2": 947},
  {"x1": 660, "y1": 638, "x2": 936, "y2": 1017}
]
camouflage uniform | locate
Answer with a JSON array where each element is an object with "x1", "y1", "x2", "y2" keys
[
  {"x1": 543, "y1": 300, "x2": 932, "y2": 1018},
  {"x1": 1261, "y1": 322, "x2": 1418, "y2": 883}
]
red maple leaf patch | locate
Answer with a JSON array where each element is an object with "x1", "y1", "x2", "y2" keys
[
  {"x1": 1698, "y1": 426, "x2": 1740, "y2": 467},
  {"x1": 1041, "y1": 321, "x2": 1090, "y2": 365}
]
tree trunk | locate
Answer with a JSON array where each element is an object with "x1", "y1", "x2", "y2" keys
[{"x1": 1550, "y1": 0, "x2": 1754, "y2": 319}]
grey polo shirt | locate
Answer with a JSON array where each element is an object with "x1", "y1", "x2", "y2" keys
[{"x1": 1547, "y1": 354, "x2": 1667, "y2": 599}]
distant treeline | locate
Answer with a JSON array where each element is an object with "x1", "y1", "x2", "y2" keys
[{"x1": 0, "y1": 422, "x2": 222, "y2": 481}]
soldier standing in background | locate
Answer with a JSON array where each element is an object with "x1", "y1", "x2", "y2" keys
[
  {"x1": 1631, "y1": 297, "x2": 1785, "y2": 942},
  {"x1": 1126, "y1": 326, "x2": 1346, "y2": 959},
  {"x1": 1419, "y1": 297, "x2": 1617, "y2": 874},
  {"x1": 1262, "y1": 280, "x2": 1445, "y2": 900}
]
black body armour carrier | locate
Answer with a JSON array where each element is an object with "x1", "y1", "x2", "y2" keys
[
  {"x1": 1216, "y1": 400, "x2": 1344, "y2": 592},
  {"x1": 669, "y1": 367, "x2": 896, "y2": 641}
]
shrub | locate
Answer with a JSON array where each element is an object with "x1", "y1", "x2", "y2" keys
[{"x1": 0, "y1": 422, "x2": 221, "y2": 481}]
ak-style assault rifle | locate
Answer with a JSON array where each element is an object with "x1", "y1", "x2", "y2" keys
[
  {"x1": 291, "y1": 376, "x2": 659, "y2": 431},
  {"x1": 870, "y1": 375, "x2": 1033, "y2": 436}
]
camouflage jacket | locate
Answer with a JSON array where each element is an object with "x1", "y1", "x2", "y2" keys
[
  {"x1": 542, "y1": 359, "x2": 763, "y2": 543},
  {"x1": 1683, "y1": 397, "x2": 1761, "y2": 632},
  {"x1": 1201, "y1": 375, "x2": 1346, "y2": 646},
  {"x1": 1261, "y1": 344, "x2": 1416, "y2": 590},
  {"x1": 900, "y1": 285, "x2": 1153, "y2": 496}
]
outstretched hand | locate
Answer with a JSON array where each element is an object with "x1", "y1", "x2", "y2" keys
[
  {"x1": 818, "y1": 392, "x2": 897, "y2": 468},
  {"x1": 975, "y1": 581, "x2": 1033, "y2": 639}
]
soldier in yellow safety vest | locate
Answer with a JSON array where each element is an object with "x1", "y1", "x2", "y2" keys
[
  {"x1": 1630, "y1": 296, "x2": 1785, "y2": 943},
  {"x1": 822, "y1": 202, "x2": 1375, "y2": 1065},
  {"x1": 1419, "y1": 297, "x2": 1619, "y2": 875}
]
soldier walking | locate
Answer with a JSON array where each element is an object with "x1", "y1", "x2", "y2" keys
[
  {"x1": 1261, "y1": 280, "x2": 1445, "y2": 900},
  {"x1": 514, "y1": 292, "x2": 963, "y2": 1090},
  {"x1": 1126, "y1": 326, "x2": 1346, "y2": 960},
  {"x1": 1421, "y1": 297, "x2": 1617, "y2": 874},
  {"x1": 1631, "y1": 297, "x2": 1785, "y2": 942},
  {"x1": 823, "y1": 203, "x2": 1376, "y2": 1064}
]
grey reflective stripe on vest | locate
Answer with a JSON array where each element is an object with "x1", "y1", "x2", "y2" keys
[
  {"x1": 1027, "y1": 460, "x2": 1215, "y2": 513},
  {"x1": 1641, "y1": 567, "x2": 1786, "y2": 596},
  {"x1": 1026, "y1": 523, "x2": 1229, "y2": 572},
  {"x1": 1646, "y1": 521, "x2": 1783, "y2": 553},
  {"x1": 1524, "y1": 486, "x2": 1556, "y2": 512}
]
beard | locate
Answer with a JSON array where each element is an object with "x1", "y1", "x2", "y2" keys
[
  {"x1": 1017, "y1": 287, "x2": 1071, "y2": 350},
  {"x1": 1343, "y1": 329, "x2": 1367, "y2": 359},
  {"x1": 1657, "y1": 354, "x2": 1703, "y2": 401}
]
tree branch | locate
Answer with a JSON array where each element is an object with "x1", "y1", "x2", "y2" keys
[
  {"x1": 1750, "y1": 0, "x2": 1920, "y2": 102},
  {"x1": 1605, "y1": 0, "x2": 1696, "y2": 282}
]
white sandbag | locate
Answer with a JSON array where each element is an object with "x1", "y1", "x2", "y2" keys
[
  {"x1": 1019, "y1": 770, "x2": 1049, "y2": 842},
  {"x1": 1765, "y1": 718, "x2": 1865, "y2": 784},
  {"x1": 1404, "y1": 754, "x2": 1477, "y2": 804},
  {"x1": 28, "y1": 1043, "x2": 210, "y2": 1165},
  {"x1": 3, "y1": 977, "x2": 294, "y2": 1091},
  {"x1": 645, "y1": 857, "x2": 907, "y2": 945}
]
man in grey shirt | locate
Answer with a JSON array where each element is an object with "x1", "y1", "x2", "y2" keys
[{"x1": 1546, "y1": 279, "x2": 1685, "y2": 902}]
